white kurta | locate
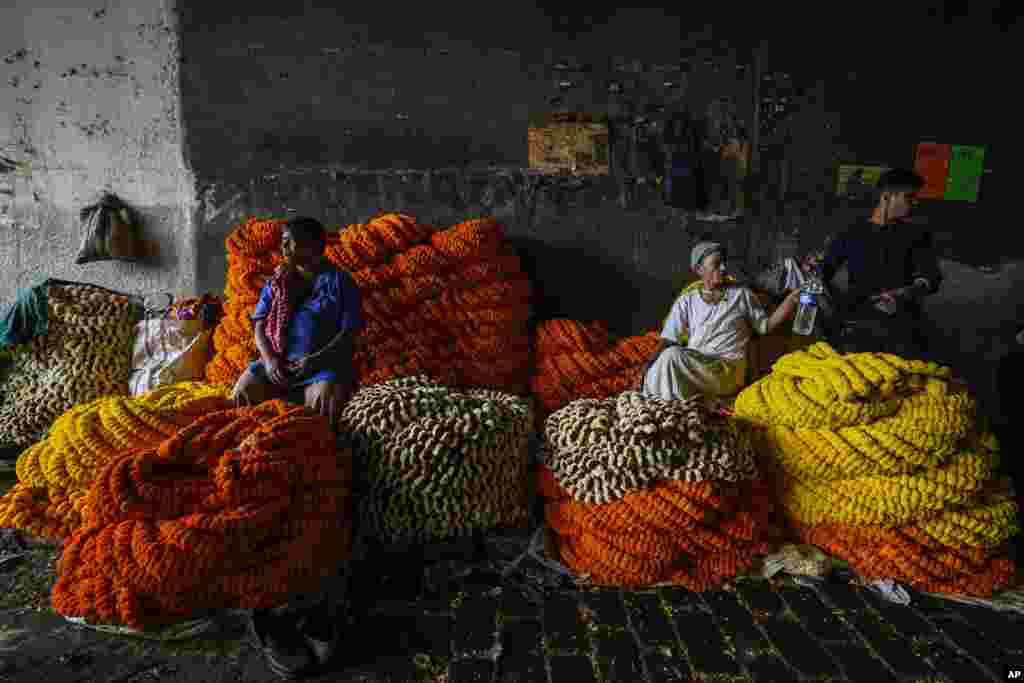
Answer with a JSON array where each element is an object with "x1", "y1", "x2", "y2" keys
[{"x1": 643, "y1": 286, "x2": 769, "y2": 400}]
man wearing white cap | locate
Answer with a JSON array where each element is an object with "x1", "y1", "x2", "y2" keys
[{"x1": 638, "y1": 241, "x2": 801, "y2": 400}]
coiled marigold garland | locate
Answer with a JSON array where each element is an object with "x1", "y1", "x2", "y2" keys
[
  {"x1": 51, "y1": 400, "x2": 353, "y2": 631},
  {"x1": 0, "y1": 283, "x2": 140, "y2": 447},
  {"x1": 529, "y1": 318, "x2": 660, "y2": 429},
  {"x1": 337, "y1": 375, "x2": 533, "y2": 544},
  {"x1": 206, "y1": 214, "x2": 533, "y2": 395},
  {"x1": 0, "y1": 382, "x2": 232, "y2": 541},
  {"x1": 539, "y1": 391, "x2": 777, "y2": 589},
  {"x1": 735, "y1": 341, "x2": 1020, "y2": 597}
]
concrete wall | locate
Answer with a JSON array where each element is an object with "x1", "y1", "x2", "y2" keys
[
  {"x1": 175, "y1": 3, "x2": 1024, "y2": 423},
  {"x1": 178, "y1": 4, "x2": 785, "y2": 340},
  {"x1": 0, "y1": 0, "x2": 196, "y2": 309}
]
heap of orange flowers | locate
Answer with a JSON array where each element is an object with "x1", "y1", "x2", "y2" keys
[
  {"x1": 205, "y1": 214, "x2": 533, "y2": 395},
  {"x1": 539, "y1": 465, "x2": 776, "y2": 590},
  {"x1": 530, "y1": 318, "x2": 660, "y2": 428},
  {"x1": 791, "y1": 517, "x2": 1017, "y2": 597},
  {"x1": 538, "y1": 392, "x2": 777, "y2": 590},
  {"x1": 51, "y1": 400, "x2": 353, "y2": 631}
]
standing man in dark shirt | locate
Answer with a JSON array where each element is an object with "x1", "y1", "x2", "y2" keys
[{"x1": 820, "y1": 168, "x2": 942, "y2": 360}]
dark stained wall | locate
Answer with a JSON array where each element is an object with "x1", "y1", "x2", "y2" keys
[
  {"x1": 179, "y1": 3, "x2": 772, "y2": 338},
  {"x1": 179, "y1": 1, "x2": 1022, "y2": 421}
]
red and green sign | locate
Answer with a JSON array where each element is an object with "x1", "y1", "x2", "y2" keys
[{"x1": 914, "y1": 143, "x2": 986, "y2": 202}]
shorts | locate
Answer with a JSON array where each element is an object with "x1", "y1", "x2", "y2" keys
[{"x1": 247, "y1": 360, "x2": 337, "y2": 387}]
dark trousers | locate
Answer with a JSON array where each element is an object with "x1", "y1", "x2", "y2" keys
[{"x1": 825, "y1": 307, "x2": 929, "y2": 362}]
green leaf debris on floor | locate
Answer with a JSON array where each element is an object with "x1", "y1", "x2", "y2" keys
[{"x1": 0, "y1": 544, "x2": 59, "y2": 610}]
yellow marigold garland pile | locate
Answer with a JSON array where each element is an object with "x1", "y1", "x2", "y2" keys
[
  {"x1": 206, "y1": 214, "x2": 533, "y2": 395},
  {"x1": 0, "y1": 283, "x2": 140, "y2": 446},
  {"x1": 540, "y1": 391, "x2": 777, "y2": 589},
  {"x1": 530, "y1": 319, "x2": 661, "y2": 427},
  {"x1": 50, "y1": 400, "x2": 353, "y2": 631},
  {"x1": 735, "y1": 342, "x2": 1020, "y2": 596},
  {"x1": 337, "y1": 375, "x2": 533, "y2": 544},
  {"x1": 0, "y1": 383, "x2": 231, "y2": 540}
]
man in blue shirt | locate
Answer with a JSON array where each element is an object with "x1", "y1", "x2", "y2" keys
[
  {"x1": 231, "y1": 217, "x2": 363, "y2": 428},
  {"x1": 820, "y1": 169, "x2": 942, "y2": 360}
]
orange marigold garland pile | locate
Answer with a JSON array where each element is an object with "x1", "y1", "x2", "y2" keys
[
  {"x1": 735, "y1": 342, "x2": 1020, "y2": 596},
  {"x1": 206, "y1": 214, "x2": 533, "y2": 395},
  {"x1": 51, "y1": 400, "x2": 353, "y2": 631},
  {"x1": 0, "y1": 383, "x2": 232, "y2": 541},
  {"x1": 539, "y1": 391, "x2": 777, "y2": 589},
  {"x1": 530, "y1": 318, "x2": 660, "y2": 427}
]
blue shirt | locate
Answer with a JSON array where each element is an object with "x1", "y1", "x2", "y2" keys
[{"x1": 249, "y1": 267, "x2": 363, "y2": 386}]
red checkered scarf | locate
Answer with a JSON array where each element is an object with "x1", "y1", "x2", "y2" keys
[{"x1": 264, "y1": 265, "x2": 308, "y2": 356}]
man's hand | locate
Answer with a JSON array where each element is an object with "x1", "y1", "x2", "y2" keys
[
  {"x1": 873, "y1": 281, "x2": 928, "y2": 307},
  {"x1": 264, "y1": 355, "x2": 290, "y2": 387},
  {"x1": 287, "y1": 355, "x2": 315, "y2": 378},
  {"x1": 872, "y1": 289, "x2": 903, "y2": 306},
  {"x1": 764, "y1": 289, "x2": 803, "y2": 335},
  {"x1": 781, "y1": 288, "x2": 802, "y2": 315},
  {"x1": 307, "y1": 381, "x2": 351, "y2": 428}
]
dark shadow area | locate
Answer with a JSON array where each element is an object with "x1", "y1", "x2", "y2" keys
[{"x1": 507, "y1": 235, "x2": 671, "y2": 338}]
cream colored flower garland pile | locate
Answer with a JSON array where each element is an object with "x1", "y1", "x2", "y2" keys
[
  {"x1": 338, "y1": 375, "x2": 533, "y2": 543},
  {"x1": 0, "y1": 283, "x2": 139, "y2": 446}
]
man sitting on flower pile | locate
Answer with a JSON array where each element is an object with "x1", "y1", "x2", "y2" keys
[
  {"x1": 225, "y1": 217, "x2": 365, "y2": 678},
  {"x1": 231, "y1": 217, "x2": 363, "y2": 428},
  {"x1": 637, "y1": 242, "x2": 802, "y2": 400}
]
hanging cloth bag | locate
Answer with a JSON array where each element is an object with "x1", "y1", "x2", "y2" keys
[{"x1": 76, "y1": 192, "x2": 141, "y2": 264}]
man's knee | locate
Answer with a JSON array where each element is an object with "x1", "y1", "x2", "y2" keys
[{"x1": 657, "y1": 345, "x2": 688, "y2": 365}]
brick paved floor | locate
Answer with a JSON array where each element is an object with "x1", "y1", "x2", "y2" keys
[{"x1": 2, "y1": 534, "x2": 1023, "y2": 683}]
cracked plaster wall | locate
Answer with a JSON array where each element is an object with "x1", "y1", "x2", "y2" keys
[{"x1": 0, "y1": 0, "x2": 196, "y2": 308}]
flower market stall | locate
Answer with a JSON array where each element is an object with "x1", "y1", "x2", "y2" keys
[{"x1": 0, "y1": 207, "x2": 1019, "y2": 644}]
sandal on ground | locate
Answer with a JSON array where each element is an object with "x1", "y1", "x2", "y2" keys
[{"x1": 248, "y1": 610, "x2": 320, "y2": 680}]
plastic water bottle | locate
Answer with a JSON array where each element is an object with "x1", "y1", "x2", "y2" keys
[{"x1": 793, "y1": 275, "x2": 822, "y2": 336}]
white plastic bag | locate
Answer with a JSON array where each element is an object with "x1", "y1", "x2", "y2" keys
[
  {"x1": 761, "y1": 544, "x2": 832, "y2": 579},
  {"x1": 752, "y1": 258, "x2": 805, "y2": 297},
  {"x1": 128, "y1": 318, "x2": 212, "y2": 397},
  {"x1": 864, "y1": 579, "x2": 911, "y2": 605}
]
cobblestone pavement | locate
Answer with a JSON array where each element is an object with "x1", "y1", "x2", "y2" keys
[{"x1": 1, "y1": 533, "x2": 1023, "y2": 683}]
